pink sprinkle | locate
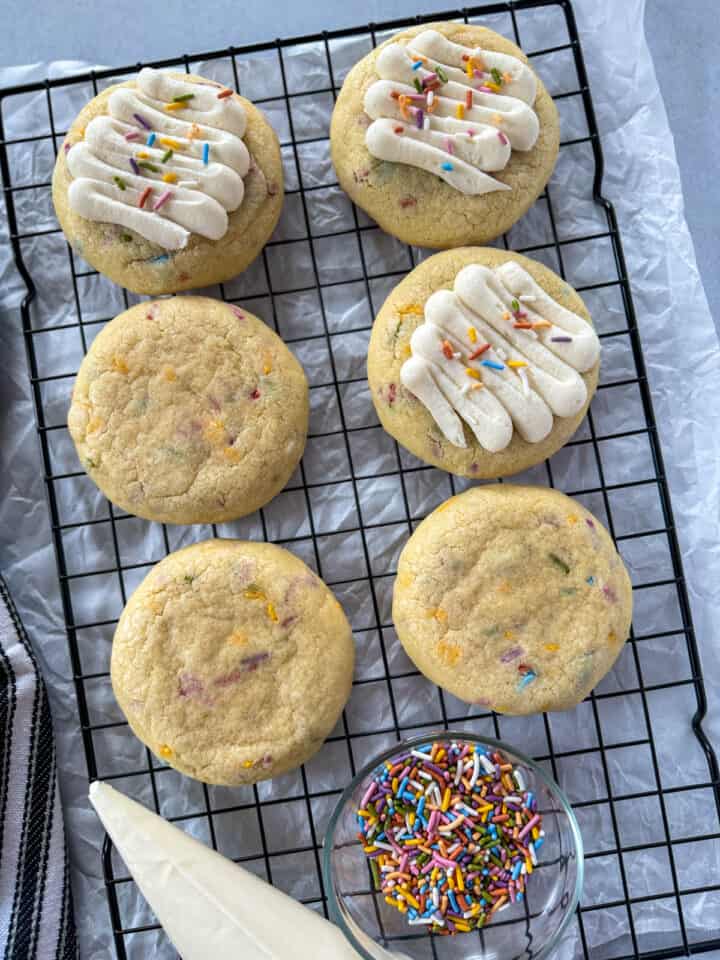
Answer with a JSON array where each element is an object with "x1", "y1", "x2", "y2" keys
[
  {"x1": 586, "y1": 518, "x2": 595, "y2": 529},
  {"x1": 425, "y1": 72, "x2": 437, "y2": 83},
  {"x1": 124, "y1": 130, "x2": 140, "y2": 142},
  {"x1": 63, "y1": 142, "x2": 70, "y2": 153},
  {"x1": 498, "y1": 130, "x2": 509, "y2": 145},
  {"x1": 361, "y1": 782, "x2": 377, "y2": 808},
  {"x1": 603, "y1": 584, "x2": 618, "y2": 603},
  {"x1": 408, "y1": 94, "x2": 425, "y2": 102},
  {"x1": 473, "y1": 69, "x2": 485, "y2": 79},
  {"x1": 153, "y1": 189, "x2": 173, "y2": 212},
  {"x1": 518, "y1": 814, "x2": 541, "y2": 840},
  {"x1": 467, "y1": 128, "x2": 476, "y2": 137},
  {"x1": 500, "y1": 646, "x2": 524, "y2": 663},
  {"x1": 446, "y1": 137, "x2": 454, "y2": 155},
  {"x1": 478, "y1": 85, "x2": 493, "y2": 94},
  {"x1": 230, "y1": 305, "x2": 245, "y2": 319}
]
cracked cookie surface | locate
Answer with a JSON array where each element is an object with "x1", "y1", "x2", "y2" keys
[
  {"x1": 330, "y1": 22, "x2": 559, "y2": 248},
  {"x1": 68, "y1": 296, "x2": 308, "y2": 524},
  {"x1": 393, "y1": 484, "x2": 632, "y2": 715},
  {"x1": 111, "y1": 539, "x2": 355, "y2": 785}
]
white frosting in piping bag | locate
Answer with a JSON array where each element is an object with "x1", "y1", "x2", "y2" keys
[
  {"x1": 66, "y1": 68, "x2": 251, "y2": 250},
  {"x1": 400, "y1": 261, "x2": 600, "y2": 452},
  {"x1": 363, "y1": 30, "x2": 539, "y2": 195}
]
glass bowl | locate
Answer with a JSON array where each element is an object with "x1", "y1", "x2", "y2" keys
[{"x1": 323, "y1": 731, "x2": 583, "y2": 960}]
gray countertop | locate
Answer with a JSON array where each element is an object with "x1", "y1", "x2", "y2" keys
[{"x1": 1, "y1": 0, "x2": 717, "y2": 326}]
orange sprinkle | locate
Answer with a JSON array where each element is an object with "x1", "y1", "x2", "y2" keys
[
  {"x1": 469, "y1": 343, "x2": 491, "y2": 360},
  {"x1": 217, "y1": 88, "x2": 234, "y2": 99},
  {"x1": 441, "y1": 339, "x2": 454, "y2": 359},
  {"x1": 397, "y1": 303, "x2": 424, "y2": 317}
]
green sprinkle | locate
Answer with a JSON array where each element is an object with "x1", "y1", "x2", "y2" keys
[
  {"x1": 161, "y1": 149, "x2": 173, "y2": 163},
  {"x1": 413, "y1": 77, "x2": 423, "y2": 93},
  {"x1": 549, "y1": 552, "x2": 570, "y2": 575},
  {"x1": 120, "y1": 233, "x2": 132, "y2": 242},
  {"x1": 491, "y1": 66, "x2": 504, "y2": 86},
  {"x1": 85, "y1": 457, "x2": 97, "y2": 469},
  {"x1": 172, "y1": 93, "x2": 195, "y2": 102},
  {"x1": 370, "y1": 858, "x2": 381, "y2": 890},
  {"x1": 112, "y1": 176, "x2": 126, "y2": 190},
  {"x1": 560, "y1": 587, "x2": 577, "y2": 596},
  {"x1": 511, "y1": 298, "x2": 520, "y2": 312},
  {"x1": 436, "y1": 66, "x2": 448, "y2": 83},
  {"x1": 137, "y1": 160, "x2": 159, "y2": 172},
  {"x1": 183, "y1": 575, "x2": 195, "y2": 584}
]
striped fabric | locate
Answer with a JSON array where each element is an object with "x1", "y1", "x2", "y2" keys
[{"x1": 0, "y1": 575, "x2": 77, "y2": 960}]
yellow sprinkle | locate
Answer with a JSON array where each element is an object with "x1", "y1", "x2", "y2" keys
[
  {"x1": 136, "y1": 151, "x2": 149, "y2": 159},
  {"x1": 159, "y1": 137, "x2": 181, "y2": 149},
  {"x1": 447, "y1": 875, "x2": 455, "y2": 890},
  {"x1": 408, "y1": 812, "x2": 416, "y2": 827},
  {"x1": 161, "y1": 365, "x2": 176, "y2": 382},
  {"x1": 263, "y1": 362, "x2": 272, "y2": 375},
  {"x1": 228, "y1": 630, "x2": 248, "y2": 647},
  {"x1": 456, "y1": 866, "x2": 465, "y2": 892},
  {"x1": 244, "y1": 588, "x2": 266, "y2": 601},
  {"x1": 441, "y1": 787, "x2": 451, "y2": 812},
  {"x1": 363, "y1": 845, "x2": 377, "y2": 853},
  {"x1": 465, "y1": 367, "x2": 481, "y2": 380},
  {"x1": 435, "y1": 748, "x2": 445, "y2": 762},
  {"x1": 503, "y1": 631, "x2": 514, "y2": 640},
  {"x1": 502, "y1": 311, "x2": 511, "y2": 321},
  {"x1": 86, "y1": 416, "x2": 104, "y2": 434},
  {"x1": 392, "y1": 777, "x2": 399, "y2": 792},
  {"x1": 438, "y1": 638, "x2": 461, "y2": 666},
  {"x1": 385, "y1": 896, "x2": 400, "y2": 909},
  {"x1": 525, "y1": 858, "x2": 533, "y2": 874},
  {"x1": 242, "y1": 760, "x2": 254, "y2": 768},
  {"x1": 223, "y1": 446, "x2": 243, "y2": 463},
  {"x1": 455, "y1": 103, "x2": 465, "y2": 120},
  {"x1": 532, "y1": 827, "x2": 540, "y2": 840},
  {"x1": 455, "y1": 921, "x2": 471, "y2": 933},
  {"x1": 433, "y1": 608, "x2": 448, "y2": 622},
  {"x1": 436, "y1": 496, "x2": 456, "y2": 513},
  {"x1": 400, "y1": 343, "x2": 412, "y2": 358},
  {"x1": 266, "y1": 602, "x2": 278, "y2": 622},
  {"x1": 165, "y1": 101, "x2": 188, "y2": 111},
  {"x1": 401, "y1": 891, "x2": 420, "y2": 910},
  {"x1": 567, "y1": 514, "x2": 579, "y2": 524},
  {"x1": 159, "y1": 744, "x2": 173, "y2": 759},
  {"x1": 77, "y1": 126, "x2": 86, "y2": 140},
  {"x1": 486, "y1": 82, "x2": 501, "y2": 93},
  {"x1": 397, "y1": 303, "x2": 424, "y2": 316},
  {"x1": 492, "y1": 113, "x2": 503, "y2": 125},
  {"x1": 465, "y1": 60, "x2": 474, "y2": 78},
  {"x1": 430, "y1": 867, "x2": 439, "y2": 885},
  {"x1": 111, "y1": 355, "x2": 129, "y2": 374},
  {"x1": 162, "y1": 171, "x2": 178, "y2": 183},
  {"x1": 507, "y1": 360, "x2": 528, "y2": 368},
  {"x1": 467, "y1": 327, "x2": 477, "y2": 343},
  {"x1": 203, "y1": 418, "x2": 226, "y2": 444},
  {"x1": 608, "y1": 631, "x2": 617, "y2": 644},
  {"x1": 470, "y1": 383, "x2": 484, "y2": 391},
  {"x1": 544, "y1": 643, "x2": 560, "y2": 652}
]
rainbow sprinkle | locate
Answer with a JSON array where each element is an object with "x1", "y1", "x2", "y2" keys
[
  {"x1": 202, "y1": 142, "x2": 210, "y2": 165},
  {"x1": 357, "y1": 740, "x2": 544, "y2": 935}
]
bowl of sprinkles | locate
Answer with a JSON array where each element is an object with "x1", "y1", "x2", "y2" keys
[{"x1": 323, "y1": 732, "x2": 583, "y2": 960}]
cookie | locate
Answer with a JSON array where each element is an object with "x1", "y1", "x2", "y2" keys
[
  {"x1": 52, "y1": 68, "x2": 283, "y2": 294},
  {"x1": 367, "y1": 247, "x2": 599, "y2": 478},
  {"x1": 393, "y1": 485, "x2": 632, "y2": 715},
  {"x1": 330, "y1": 23, "x2": 559, "y2": 247},
  {"x1": 67, "y1": 296, "x2": 308, "y2": 524},
  {"x1": 111, "y1": 539, "x2": 354, "y2": 785}
]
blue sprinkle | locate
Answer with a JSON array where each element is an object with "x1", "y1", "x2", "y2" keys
[
  {"x1": 447, "y1": 890, "x2": 460, "y2": 914},
  {"x1": 586, "y1": 575, "x2": 595, "y2": 585},
  {"x1": 482, "y1": 868, "x2": 489, "y2": 876},
  {"x1": 399, "y1": 776, "x2": 409, "y2": 795},
  {"x1": 517, "y1": 671, "x2": 537, "y2": 690},
  {"x1": 417, "y1": 797, "x2": 426, "y2": 818},
  {"x1": 202, "y1": 142, "x2": 210, "y2": 165},
  {"x1": 412, "y1": 59, "x2": 423, "y2": 70},
  {"x1": 517, "y1": 892, "x2": 524, "y2": 902},
  {"x1": 147, "y1": 132, "x2": 156, "y2": 147},
  {"x1": 512, "y1": 861, "x2": 523, "y2": 880},
  {"x1": 535, "y1": 836, "x2": 545, "y2": 850},
  {"x1": 409, "y1": 908, "x2": 418, "y2": 920},
  {"x1": 481, "y1": 359, "x2": 505, "y2": 371},
  {"x1": 150, "y1": 254, "x2": 170, "y2": 263},
  {"x1": 440, "y1": 161, "x2": 454, "y2": 171}
]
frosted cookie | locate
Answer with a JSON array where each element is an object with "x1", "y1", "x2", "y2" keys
[
  {"x1": 367, "y1": 247, "x2": 599, "y2": 478},
  {"x1": 331, "y1": 23, "x2": 559, "y2": 247},
  {"x1": 68, "y1": 297, "x2": 308, "y2": 524},
  {"x1": 111, "y1": 539, "x2": 355, "y2": 785},
  {"x1": 53, "y1": 68, "x2": 283, "y2": 294},
  {"x1": 393, "y1": 485, "x2": 632, "y2": 715}
]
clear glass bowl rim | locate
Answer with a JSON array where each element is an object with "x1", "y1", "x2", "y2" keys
[{"x1": 322, "y1": 729, "x2": 584, "y2": 960}]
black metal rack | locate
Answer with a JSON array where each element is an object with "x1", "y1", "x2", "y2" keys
[{"x1": 1, "y1": 1, "x2": 719, "y2": 957}]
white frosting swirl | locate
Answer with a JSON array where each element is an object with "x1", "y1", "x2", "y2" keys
[
  {"x1": 66, "y1": 68, "x2": 251, "y2": 250},
  {"x1": 363, "y1": 30, "x2": 539, "y2": 195},
  {"x1": 400, "y1": 262, "x2": 600, "y2": 452}
]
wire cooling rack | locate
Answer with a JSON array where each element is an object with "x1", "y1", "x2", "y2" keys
[{"x1": 2, "y1": 1, "x2": 720, "y2": 958}]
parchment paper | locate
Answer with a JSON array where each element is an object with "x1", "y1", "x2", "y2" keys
[{"x1": 1, "y1": 1, "x2": 719, "y2": 957}]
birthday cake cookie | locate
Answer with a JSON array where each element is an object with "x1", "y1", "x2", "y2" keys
[
  {"x1": 67, "y1": 296, "x2": 308, "y2": 524},
  {"x1": 367, "y1": 247, "x2": 599, "y2": 478},
  {"x1": 330, "y1": 22, "x2": 559, "y2": 247},
  {"x1": 393, "y1": 485, "x2": 633, "y2": 715},
  {"x1": 111, "y1": 539, "x2": 355, "y2": 785},
  {"x1": 53, "y1": 68, "x2": 283, "y2": 294}
]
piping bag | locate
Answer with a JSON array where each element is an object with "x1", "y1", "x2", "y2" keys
[{"x1": 90, "y1": 782, "x2": 405, "y2": 959}]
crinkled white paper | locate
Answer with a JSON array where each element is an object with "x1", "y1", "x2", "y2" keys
[{"x1": 1, "y1": 1, "x2": 719, "y2": 958}]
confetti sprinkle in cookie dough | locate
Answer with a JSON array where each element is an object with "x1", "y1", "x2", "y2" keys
[
  {"x1": 52, "y1": 68, "x2": 283, "y2": 294},
  {"x1": 330, "y1": 22, "x2": 559, "y2": 247},
  {"x1": 111, "y1": 539, "x2": 354, "y2": 786},
  {"x1": 367, "y1": 247, "x2": 599, "y2": 479},
  {"x1": 392, "y1": 485, "x2": 632, "y2": 714},
  {"x1": 67, "y1": 297, "x2": 308, "y2": 524},
  {"x1": 358, "y1": 740, "x2": 543, "y2": 933}
]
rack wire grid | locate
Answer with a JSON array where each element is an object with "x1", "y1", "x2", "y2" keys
[{"x1": 1, "y1": 1, "x2": 719, "y2": 958}]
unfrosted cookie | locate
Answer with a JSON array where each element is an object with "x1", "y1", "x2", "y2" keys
[
  {"x1": 368, "y1": 247, "x2": 599, "y2": 478},
  {"x1": 331, "y1": 23, "x2": 559, "y2": 247},
  {"x1": 53, "y1": 68, "x2": 283, "y2": 294},
  {"x1": 111, "y1": 539, "x2": 355, "y2": 785},
  {"x1": 68, "y1": 296, "x2": 308, "y2": 524},
  {"x1": 393, "y1": 485, "x2": 632, "y2": 715}
]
